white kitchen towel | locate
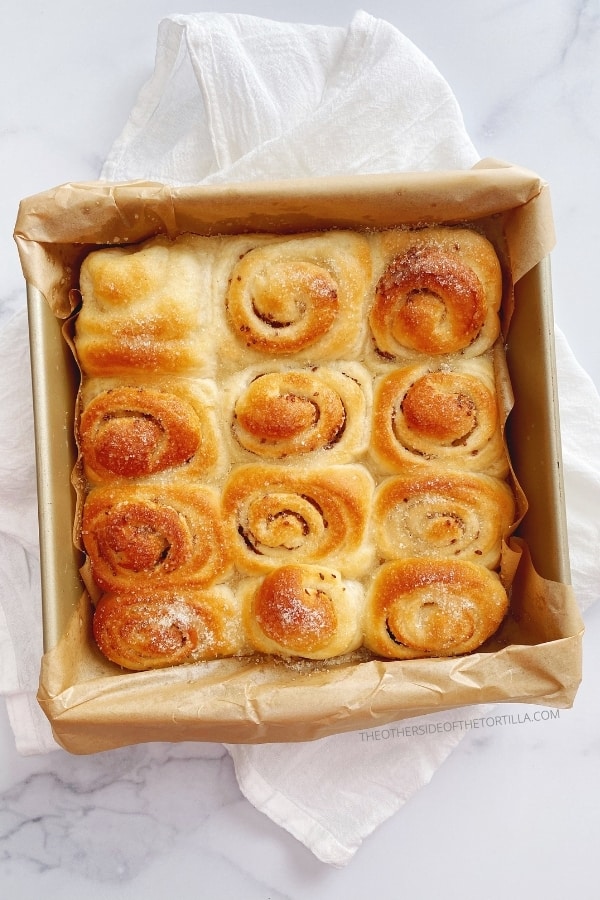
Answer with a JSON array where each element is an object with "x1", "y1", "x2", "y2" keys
[
  {"x1": 101, "y1": 11, "x2": 479, "y2": 184},
  {"x1": 228, "y1": 324, "x2": 600, "y2": 867},
  {"x1": 2, "y1": 10, "x2": 599, "y2": 865}
]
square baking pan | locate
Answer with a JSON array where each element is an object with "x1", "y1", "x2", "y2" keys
[{"x1": 19, "y1": 166, "x2": 584, "y2": 752}]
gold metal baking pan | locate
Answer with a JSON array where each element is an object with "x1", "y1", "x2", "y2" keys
[{"x1": 18, "y1": 166, "x2": 584, "y2": 752}]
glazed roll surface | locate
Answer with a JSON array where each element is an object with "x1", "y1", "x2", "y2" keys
[
  {"x1": 72, "y1": 223, "x2": 519, "y2": 671},
  {"x1": 226, "y1": 361, "x2": 371, "y2": 464},
  {"x1": 241, "y1": 564, "x2": 364, "y2": 659},
  {"x1": 222, "y1": 463, "x2": 375, "y2": 578},
  {"x1": 222, "y1": 231, "x2": 371, "y2": 365},
  {"x1": 363, "y1": 558, "x2": 509, "y2": 659},
  {"x1": 369, "y1": 227, "x2": 502, "y2": 364},
  {"x1": 74, "y1": 234, "x2": 218, "y2": 377},
  {"x1": 79, "y1": 377, "x2": 223, "y2": 483},
  {"x1": 373, "y1": 469, "x2": 515, "y2": 568},
  {"x1": 370, "y1": 356, "x2": 509, "y2": 477},
  {"x1": 82, "y1": 483, "x2": 231, "y2": 591},
  {"x1": 92, "y1": 585, "x2": 246, "y2": 670}
]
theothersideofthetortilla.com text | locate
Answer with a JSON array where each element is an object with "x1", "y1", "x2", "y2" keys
[{"x1": 359, "y1": 708, "x2": 561, "y2": 741}]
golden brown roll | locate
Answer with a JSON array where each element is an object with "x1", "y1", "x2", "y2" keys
[
  {"x1": 92, "y1": 585, "x2": 246, "y2": 671},
  {"x1": 221, "y1": 231, "x2": 371, "y2": 366},
  {"x1": 370, "y1": 356, "x2": 509, "y2": 478},
  {"x1": 78, "y1": 377, "x2": 224, "y2": 484},
  {"x1": 71, "y1": 222, "x2": 519, "y2": 671},
  {"x1": 225, "y1": 361, "x2": 371, "y2": 464},
  {"x1": 74, "y1": 234, "x2": 218, "y2": 377},
  {"x1": 363, "y1": 558, "x2": 509, "y2": 659},
  {"x1": 222, "y1": 463, "x2": 375, "y2": 578},
  {"x1": 373, "y1": 469, "x2": 515, "y2": 568},
  {"x1": 81, "y1": 483, "x2": 232, "y2": 592},
  {"x1": 240, "y1": 564, "x2": 364, "y2": 659},
  {"x1": 369, "y1": 227, "x2": 502, "y2": 364}
]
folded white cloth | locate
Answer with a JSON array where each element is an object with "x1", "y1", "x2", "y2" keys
[
  {"x1": 2, "y1": 10, "x2": 599, "y2": 866},
  {"x1": 101, "y1": 11, "x2": 478, "y2": 184},
  {"x1": 227, "y1": 325, "x2": 600, "y2": 866}
]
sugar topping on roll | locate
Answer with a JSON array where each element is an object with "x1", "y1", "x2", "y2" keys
[
  {"x1": 241, "y1": 564, "x2": 364, "y2": 660},
  {"x1": 74, "y1": 224, "x2": 514, "y2": 670}
]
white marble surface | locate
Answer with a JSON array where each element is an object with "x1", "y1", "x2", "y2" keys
[{"x1": 1, "y1": 0, "x2": 599, "y2": 896}]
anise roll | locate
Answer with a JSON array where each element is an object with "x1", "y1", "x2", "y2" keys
[
  {"x1": 373, "y1": 469, "x2": 515, "y2": 569},
  {"x1": 79, "y1": 377, "x2": 223, "y2": 483},
  {"x1": 240, "y1": 564, "x2": 364, "y2": 660},
  {"x1": 222, "y1": 463, "x2": 375, "y2": 578},
  {"x1": 92, "y1": 585, "x2": 246, "y2": 670},
  {"x1": 74, "y1": 234, "x2": 218, "y2": 377},
  {"x1": 222, "y1": 231, "x2": 371, "y2": 366},
  {"x1": 370, "y1": 356, "x2": 509, "y2": 478},
  {"x1": 81, "y1": 483, "x2": 232, "y2": 592},
  {"x1": 225, "y1": 361, "x2": 371, "y2": 464},
  {"x1": 369, "y1": 227, "x2": 502, "y2": 364},
  {"x1": 363, "y1": 558, "x2": 509, "y2": 659}
]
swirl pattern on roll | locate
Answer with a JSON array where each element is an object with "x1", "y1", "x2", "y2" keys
[
  {"x1": 222, "y1": 464, "x2": 375, "y2": 578},
  {"x1": 79, "y1": 379, "x2": 222, "y2": 483},
  {"x1": 373, "y1": 470, "x2": 515, "y2": 568},
  {"x1": 227, "y1": 362, "x2": 371, "y2": 463},
  {"x1": 370, "y1": 356, "x2": 509, "y2": 477},
  {"x1": 241, "y1": 564, "x2": 364, "y2": 659},
  {"x1": 92, "y1": 586, "x2": 246, "y2": 670},
  {"x1": 224, "y1": 231, "x2": 371, "y2": 361},
  {"x1": 82, "y1": 484, "x2": 231, "y2": 591},
  {"x1": 369, "y1": 227, "x2": 502, "y2": 363},
  {"x1": 363, "y1": 558, "x2": 509, "y2": 659},
  {"x1": 74, "y1": 224, "x2": 517, "y2": 669}
]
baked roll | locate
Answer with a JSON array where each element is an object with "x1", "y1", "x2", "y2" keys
[
  {"x1": 74, "y1": 234, "x2": 218, "y2": 377},
  {"x1": 72, "y1": 223, "x2": 517, "y2": 671},
  {"x1": 369, "y1": 227, "x2": 502, "y2": 364},
  {"x1": 81, "y1": 483, "x2": 232, "y2": 592},
  {"x1": 240, "y1": 564, "x2": 364, "y2": 659},
  {"x1": 222, "y1": 463, "x2": 375, "y2": 578},
  {"x1": 78, "y1": 377, "x2": 224, "y2": 483},
  {"x1": 370, "y1": 356, "x2": 509, "y2": 478},
  {"x1": 363, "y1": 558, "x2": 509, "y2": 659},
  {"x1": 225, "y1": 361, "x2": 371, "y2": 464},
  {"x1": 92, "y1": 585, "x2": 246, "y2": 670},
  {"x1": 221, "y1": 231, "x2": 371, "y2": 367},
  {"x1": 373, "y1": 469, "x2": 515, "y2": 569}
]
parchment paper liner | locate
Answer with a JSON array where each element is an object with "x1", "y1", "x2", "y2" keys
[{"x1": 15, "y1": 160, "x2": 584, "y2": 754}]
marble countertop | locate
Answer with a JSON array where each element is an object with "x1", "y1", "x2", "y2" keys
[{"x1": 1, "y1": 1, "x2": 599, "y2": 897}]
